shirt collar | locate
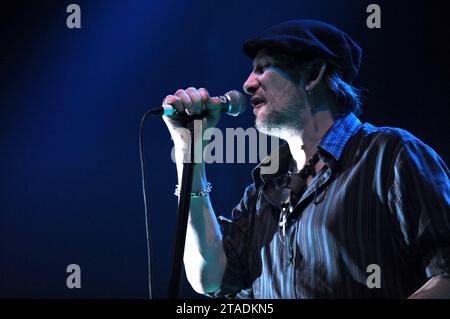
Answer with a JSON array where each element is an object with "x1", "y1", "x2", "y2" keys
[
  {"x1": 317, "y1": 112, "x2": 362, "y2": 161},
  {"x1": 252, "y1": 112, "x2": 362, "y2": 187}
]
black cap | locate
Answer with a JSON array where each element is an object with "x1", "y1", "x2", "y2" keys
[{"x1": 243, "y1": 19, "x2": 362, "y2": 83}]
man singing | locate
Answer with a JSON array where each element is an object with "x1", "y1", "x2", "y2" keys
[{"x1": 162, "y1": 20, "x2": 450, "y2": 298}]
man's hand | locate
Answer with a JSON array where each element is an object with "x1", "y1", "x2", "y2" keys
[
  {"x1": 162, "y1": 87, "x2": 222, "y2": 150},
  {"x1": 408, "y1": 274, "x2": 450, "y2": 299}
]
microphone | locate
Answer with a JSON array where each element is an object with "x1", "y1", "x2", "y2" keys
[{"x1": 147, "y1": 90, "x2": 246, "y2": 117}]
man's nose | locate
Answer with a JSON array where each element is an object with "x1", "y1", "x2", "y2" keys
[{"x1": 243, "y1": 73, "x2": 259, "y2": 95}]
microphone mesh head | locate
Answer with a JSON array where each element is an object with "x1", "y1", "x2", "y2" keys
[{"x1": 224, "y1": 90, "x2": 247, "y2": 116}]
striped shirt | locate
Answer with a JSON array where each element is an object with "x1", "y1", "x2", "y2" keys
[{"x1": 209, "y1": 112, "x2": 450, "y2": 298}]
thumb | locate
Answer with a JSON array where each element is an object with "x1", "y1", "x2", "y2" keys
[
  {"x1": 207, "y1": 96, "x2": 222, "y2": 112},
  {"x1": 198, "y1": 88, "x2": 221, "y2": 112}
]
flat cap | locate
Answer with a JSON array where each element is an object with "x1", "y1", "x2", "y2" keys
[{"x1": 243, "y1": 19, "x2": 362, "y2": 83}]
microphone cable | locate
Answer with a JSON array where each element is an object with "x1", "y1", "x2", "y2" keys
[{"x1": 139, "y1": 110, "x2": 154, "y2": 299}]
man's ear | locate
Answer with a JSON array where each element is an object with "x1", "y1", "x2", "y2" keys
[{"x1": 304, "y1": 60, "x2": 327, "y2": 92}]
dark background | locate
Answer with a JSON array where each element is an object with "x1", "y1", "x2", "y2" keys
[{"x1": 0, "y1": 0, "x2": 448, "y2": 298}]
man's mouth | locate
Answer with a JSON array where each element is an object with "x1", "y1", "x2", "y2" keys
[
  {"x1": 253, "y1": 103, "x2": 265, "y2": 115},
  {"x1": 251, "y1": 96, "x2": 266, "y2": 110}
]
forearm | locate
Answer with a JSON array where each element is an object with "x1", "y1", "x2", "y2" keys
[
  {"x1": 175, "y1": 151, "x2": 226, "y2": 293},
  {"x1": 408, "y1": 275, "x2": 450, "y2": 299}
]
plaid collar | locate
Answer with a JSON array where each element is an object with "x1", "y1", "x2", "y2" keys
[{"x1": 317, "y1": 112, "x2": 362, "y2": 161}]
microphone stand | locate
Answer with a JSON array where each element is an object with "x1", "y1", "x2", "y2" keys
[{"x1": 168, "y1": 118, "x2": 198, "y2": 298}]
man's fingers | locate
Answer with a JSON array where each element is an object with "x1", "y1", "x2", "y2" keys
[
  {"x1": 186, "y1": 87, "x2": 203, "y2": 114},
  {"x1": 168, "y1": 88, "x2": 220, "y2": 115},
  {"x1": 162, "y1": 87, "x2": 221, "y2": 133},
  {"x1": 163, "y1": 95, "x2": 183, "y2": 113},
  {"x1": 175, "y1": 89, "x2": 194, "y2": 115},
  {"x1": 198, "y1": 88, "x2": 210, "y2": 105},
  {"x1": 199, "y1": 88, "x2": 221, "y2": 112}
]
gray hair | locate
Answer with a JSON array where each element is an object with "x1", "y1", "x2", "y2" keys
[{"x1": 325, "y1": 69, "x2": 363, "y2": 116}]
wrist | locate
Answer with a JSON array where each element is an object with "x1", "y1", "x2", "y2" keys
[
  {"x1": 173, "y1": 141, "x2": 209, "y2": 164},
  {"x1": 178, "y1": 162, "x2": 207, "y2": 189},
  {"x1": 175, "y1": 181, "x2": 212, "y2": 199}
]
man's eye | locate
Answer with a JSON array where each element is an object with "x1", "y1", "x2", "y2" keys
[
  {"x1": 262, "y1": 64, "x2": 271, "y2": 70},
  {"x1": 254, "y1": 63, "x2": 271, "y2": 74}
]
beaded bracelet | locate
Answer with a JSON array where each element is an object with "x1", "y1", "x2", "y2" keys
[{"x1": 174, "y1": 182, "x2": 212, "y2": 198}]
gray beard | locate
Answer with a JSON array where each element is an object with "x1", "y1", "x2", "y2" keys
[{"x1": 255, "y1": 100, "x2": 306, "y2": 139}]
